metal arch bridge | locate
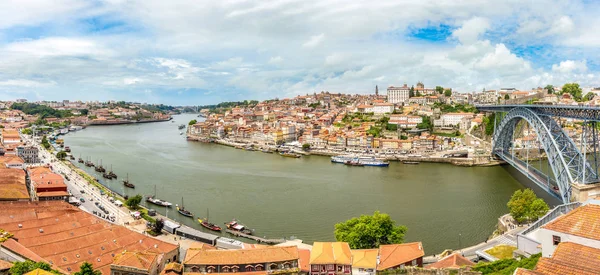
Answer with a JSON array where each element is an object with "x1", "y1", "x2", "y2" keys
[{"x1": 476, "y1": 105, "x2": 600, "y2": 203}]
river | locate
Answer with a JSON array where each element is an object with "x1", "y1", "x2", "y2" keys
[{"x1": 63, "y1": 114, "x2": 530, "y2": 254}]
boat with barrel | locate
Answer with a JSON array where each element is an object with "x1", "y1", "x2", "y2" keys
[
  {"x1": 176, "y1": 197, "x2": 193, "y2": 217},
  {"x1": 85, "y1": 157, "x2": 94, "y2": 167},
  {"x1": 279, "y1": 151, "x2": 301, "y2": 158},
  {"x1": 123, "y1": 173, "x2": 135, "y2": 188},
  {"x1": 225, "y1": 219, "x2": 253, "y2": 235},
  {"x1": 146, "y1": 185, "x2": 172, "y2": 207},
  {"x1": 95, "y1": 159, "x2": 106, "y2": 173},
  {"x1": 78, "y1": 154, "x2": 84, "y2": 163},
  {"x1": 198, "y1": 209, "x2": 222, "y2": 232}
]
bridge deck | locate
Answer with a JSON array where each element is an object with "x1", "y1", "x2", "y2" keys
[{"x1": 477, "y1": 104, "x2": 600, "y2": 121}]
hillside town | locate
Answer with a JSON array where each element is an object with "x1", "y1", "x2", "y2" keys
[{"x1": 187, "y1": 83, "x2": 600, "y2": 161}]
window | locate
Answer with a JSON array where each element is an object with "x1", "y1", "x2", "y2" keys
[
  {"x1": 256, "y1": 265, "x2": 263, "y2": 271},
  {"x1": 222, "y1": 267, "x2": 230, "y2": 273},
  {"x1": 337, "y1": 266, "x2": 342, "y2": 272},
  {"x1": 327, "y1": 265, "x2": 334, "y2": 271},
  {"x1": 553, "y1": 235, "x2": 561, "y2": 246},
  {"x1": 270, "y1": 263, "x2": 278, "y2": 270},
  {"x1": 411, "y1": 259, "x2": 417, "y2": 266}
]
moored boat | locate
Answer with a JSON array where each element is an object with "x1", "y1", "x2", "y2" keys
[
  {"x1": 402, "y1": 161, "x2": 420, "y2": 165},
  {"x1": 279, "y1": 152, "x2": 301, "y2": 158},
  {"x1": 261, "y1": 149, "x2": 273, "y2": 154},
  {"x1": 358, "y1": 157, "x2": 390, "y2": 167},
  {"x1": 344, "y1": 160, "x2": 364, "y2": 166},
  {"x1": 176, "y1": 197, "x2": 193, "y2": 217},
  {"x1": 331, "y1": 155, "x2": 355, "y2": 164},
  {"x1": 123, "y1": 173, "x2": 135, "y2": 188},
  {"x1": 225, "y1": 219, "x2": 253, "y2": 235},
  {"x1": 198, "y1": 209, "x2": 221, "y2": 232},
  {"x1": 146, "y1": 185, "x2": 172, "y2": 207}
]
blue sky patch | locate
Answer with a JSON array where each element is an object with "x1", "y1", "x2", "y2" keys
[{"x1": 407, "y1": 24, "x2": 454, "y2": 42}]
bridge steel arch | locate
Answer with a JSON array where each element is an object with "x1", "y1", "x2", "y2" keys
[{"x1": 493, "y1": 107, "x2": 596, "y2": 203}]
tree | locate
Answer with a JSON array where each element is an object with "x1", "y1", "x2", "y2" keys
[
  {"x1": 435, "y1": 86, "x2": 444, "y2": 94},
  {"x1": 56, "y1": 151, "x2": 67, "y2": 160},
  {"x1": 417, "y1": 116, "x2": 433, "y2": 132},
  {"x1": 74, "y1": 262, "x2": 101, "y2": 275},
  {"x1": 544, "y1": 85, "x2": 555, "y2": 94},
  {"x1": 415, "y1": 91, "x2": 423, "y2": 97},
  {"x1": 188, "y1": 119, "x2": 197, "y2": 125},
  {"x1": 507, "y1": 189, "x2": 549, "y2": 224},
  {"x1": 80, "y1": 109, "x2": 89, "y2": 116},
  {"x1": 409, "y1": 86, "x2": 415, "y2": 98},
  {"x1": 10, "y1": 260, "x2": 60, "y2": 275},
  {"x1": 302, "y1": 143, "x2": 311, "y2": 151},
  {"x1": 584, "y1": 92, "x2": 595, "y2": 101},
  {"x1": 22, "y1": 128, "x2": 33, "y2": 135},
  {"x1": 152, "y1": 219, "x2": 165, "y2": 234},
  {"x1": 561, "y1": 83, "x2": 583, "y2": 101},
  {"x1": 126, "y1": 194, "x2": 142, "y2": 209},
  {"x1": 444, "y1": 89, "x2": 452, "y2": 97},
  {"x1": 334, "y1": 211, "x2": 407, "y2": 249},
  {"x1": 504, "y1": 94, "x2": 510, "y2": 100}
]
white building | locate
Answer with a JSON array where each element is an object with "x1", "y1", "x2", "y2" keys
[
  {"x1": 372, "y1": 103, "x2": 394, "y2": 114},
  {"x1": 387, "y1": 85, "x2": 410, "y2": 104},
  {"x1": 439, "y1": 113, "x2": 475, "y2": 127}
]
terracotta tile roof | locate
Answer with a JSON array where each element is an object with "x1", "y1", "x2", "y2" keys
[
  {"x1": 0, "y1": 168, "x2": 29, "y2": 200},
  {"x1": 23, "y1": 268, "x2": 55, "y2": 275},
  {"x1": 1, "y1": 238, "x2": 45, "y2": 262},
  {"x1": 0, "y1": 258, "x2": 14, "y2": 270},
  {"x1": 534, "y1": 257, "x2": 598, "y2": 275},
  {"x1": 377, "y1": 242, "x2": 424, "y2": 270},
  {"x1": 309, "y1": 242, "x2": 352, "y2": 265},
  {"x1": 185, "y1": 272, "x2": 266, "y2": 275},
  {"x1": 547, "y1": 242, "x2": 600, "y2": 274},
  {"x1": 350, "y1": 249, "x2": 378, "y2": 268},
  {"x1": 0, "y1": 201, "x2": 178, "y2": 275},
  {"x1": 112, "y1": 251, "x2": 159, "y2": 272},
  {"x1": 298, "y1": 249, "x2": 310, "y2": 272},
  {"x1": 161, "y1": 262, "x2": 182, "y2": 274},
  {"x1": 513, "y1": 268, "x2": 543, "y2": 275},
  {"x1": 188, "y1": 242, "x2": 216, "y2": 250},
  {"x1": 37, "y1": 191, "x2": 69, "y2": 197},
  {"x1": 425, "y1": 253, "x2": 474, "y2": 269},
  {"x1": 184, "y1": 246, "x2": 298, "y2": 265},
  {"x1": 542, "y1": 204, "x2": 600, "y2": 241}
]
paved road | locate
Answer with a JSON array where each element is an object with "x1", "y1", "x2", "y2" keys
[{"x1": 23, "y1": 135, "x2": 133, "y2": 226}]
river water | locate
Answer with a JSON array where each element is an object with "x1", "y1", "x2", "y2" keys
[{"x1": 63, "y1": 114, "x2": 528, "y2": 254}]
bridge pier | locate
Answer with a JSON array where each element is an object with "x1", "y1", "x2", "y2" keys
[{"x1": 570, "y1": 182, "x2": 600, "y2": 202}]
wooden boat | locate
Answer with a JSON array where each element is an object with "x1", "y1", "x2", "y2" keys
[
  {"x1": 261, "y1": 149, "x2": 273, "y2": 154},
  {"x1": 69, "y1": 155, "x2": 75, "y2": 160},
  {"x1": 198, "y1": 209, "x2": 222, "y2": 232},
  {"x1": 146, "y1": 185, "x2": 172, "y2": 207},
  {"x1": 225, "y1": 219, "x2": 253, "y2": 235},
  {"x1": 279, "y1": 152, "x2": 301, "y2": 158},
  {"x1": 107, "y1": 164, "x2": 117, "y2": 179},
  {"x1": 95, "y1": 159, "x2": 105, "y2": 173},
  {"x1": 176, "y1": 197, "x2": 193, "y2": 217},
  {"x1": 78, "y1": 154, "x2": 84, "y2": 163},
  {"x1": 123, "y1": 173, "x2": 135, "y2": 188}
]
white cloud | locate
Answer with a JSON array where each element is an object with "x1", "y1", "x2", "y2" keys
[
  {"x1": 302, "y1": 33, "x2": 325, "y2": 48},
  {"x1": 451, "y1": 17, "x2": 490, "y2": 44},
  {"x1": 4, "y1": 37, "x2": 109, "y2": 57},
  {"x1": 546, "y1": 16, "x2": 574, "y2": 36},
  {"x1": 268, "y1": 56, "x2": 283, "y2": 64},
  {"x1": 552, "y1": 60, "x2": 587, "y2": 73},
  {"x1": 0, "y1": 79, "x2": 56, "y2": 88},
  {"x1": 124, "y1": 78, "x2": 142, "y2": 85}
]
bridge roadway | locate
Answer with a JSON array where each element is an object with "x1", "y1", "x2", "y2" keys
[
  {"x1": 476, "y1": 104, "x2": 600, "y2": 121},
  {"x1": 495, "y1": 150, "x2": 562, "y2": 201}
]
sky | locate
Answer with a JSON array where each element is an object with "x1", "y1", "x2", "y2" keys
[{"x1": 0, "y1": 0, "x2": 599, "y2": 105}]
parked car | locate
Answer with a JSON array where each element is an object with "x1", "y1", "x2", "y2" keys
[{"x1": 80, "y1": 198, "x2": 85, "y2": 203}]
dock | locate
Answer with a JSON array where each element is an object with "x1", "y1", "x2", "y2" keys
[{"x1": 225, "y1": 229, "x2": 286, "y2": 244}]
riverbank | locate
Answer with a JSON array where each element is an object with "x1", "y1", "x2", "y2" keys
[
  {"x1": 87, "y1": 117, "x2": 172, "y2": 126},
  {"x1": 186, "y1": 134, "x2": 501, "y2": 167}
]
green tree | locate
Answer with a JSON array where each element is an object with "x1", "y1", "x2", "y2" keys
[
  {"x1": 472, "y1": 253, "x2": 541, "y2": 275},
  {"x1": 152, "y1": 219, "x2": 165, "y2": 234},
  {"x1": 22, "y1": 128, "x2": 33, "y2": 135},
  {"x1": 10, "y1": 260, "x2": 60, "y2": 275},
  {"x1": 444, "y1": 89, "x2": 452, "y2": 97},
  {"x1": 507, "y1": 189, "x2": 549, "y2": 224},
  {"x1": 56, "y1": 151, "x2": 67, "y2": 160},
  {"x1": 409, "y1": 86, "x2": 415, "y2": 97},
  {"x1": 334, "y1": 211, "x2": 407, "y2": 249},
  {"x1": 126, "y1": 194, "x2": 142, "y2": 209},
  {"x1": 74, "y1": 262, "x2": 101, "y2": 275},
  {"x1": 504, "y1": 94, "x2": 510, "y2": 100},
  {"x1": 188, "y1": 119, "x2": 197, "y2": 125},
  {"x1": 80, "y1": 109, "x2": 89, "y2": 116},
  {"x1": 415, "y1": 91, "x2": 423, "y2": 97},
  {"x1": 417, "y1": 116, "x2": 433, "y2": 132},
  {"x1": 435, "y1": 86, "x2": 444, "y2": 94},
  {"x1": 584, "y1": 92, "x2": 595, "y2": 101},
  {"x1": 544, "y1": 85, "x2": 555, "y2": 94},
  {"x1": 561, "y1": 83, "x2": 583, "y2": 101},
  {"x1": 302, "y1": 143, "x2": 311, "y2": 151}
]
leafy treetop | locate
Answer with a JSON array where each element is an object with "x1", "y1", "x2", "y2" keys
[
  {"x1": 334, "y1": 211, "x2": 407, "y2": 249},
  {"x1": 507, "y1": 189, "x2": 549, "y2": 224}
]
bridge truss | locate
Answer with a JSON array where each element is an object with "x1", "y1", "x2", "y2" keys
[{"x1": 478, "y1": 105, "x2": 600, "y2": 203}]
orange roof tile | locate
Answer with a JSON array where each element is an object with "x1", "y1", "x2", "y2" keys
[
  {"x1": 0, "y1": 258, "x2": 14, "y2": 270},
  {"x1": 377, "y1": 242, "x2": 424, "y2": 270},
  {"x1": 112, "y1": 251, "x2": 159, "y2": 272},
  {"x1": 24, "y1": 268, "x2": 55, "y2": 275},
  {"x1": 351, "y1": 249, "x2": 378, "y2": 268},
  {"x1": 309, "y1": 242, "x2": 352, "y2": 265},
  {"x1": 542, "y1": 204, "x2": 600, "y2": 241},
  {"x1": 184, "y1": 246, "x2": 298, "y2": 265},
  {"x1": 426, "y1": 253, "x2": 474, "y2": 269},
  {"x1": 514, "y1": 268, "x2": 543, "y2": 275},
  {"x1": 0, "y1": 168, "x2": 29, "y2": 200},
  {"x1": 0, "y1": 201, "x2": 178, "y2": 275},
  {"x1": 298, "y1": 249, "x2": 310, "y2": 272}
]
